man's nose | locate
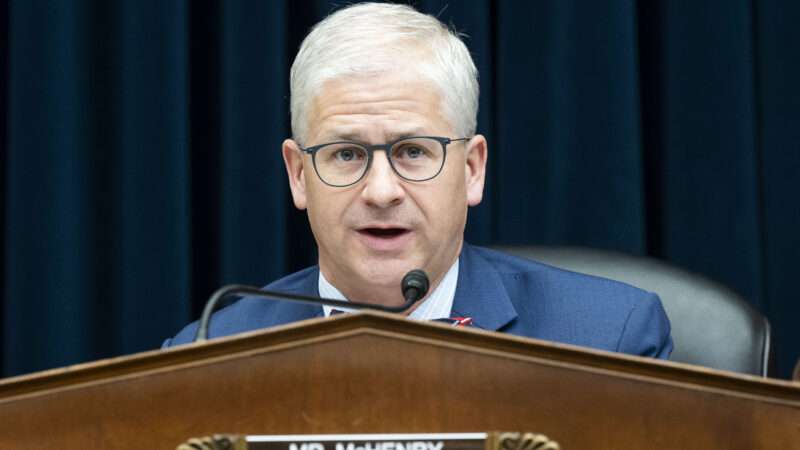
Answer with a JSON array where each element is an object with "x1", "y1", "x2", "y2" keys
[{"x1": 360, "y1": 151, "x2": 405, "y2": 208}]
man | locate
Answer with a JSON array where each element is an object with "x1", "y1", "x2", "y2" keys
[{"x1": 166, "y1": 2, "x2": 672, "y2": 358}]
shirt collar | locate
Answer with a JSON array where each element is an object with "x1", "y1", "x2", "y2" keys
[{"x1": 319, "y1": 259, "x2": 459, "y2": 320}]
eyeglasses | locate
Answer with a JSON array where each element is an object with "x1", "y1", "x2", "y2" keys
[{"x1": 300, "y1": 136, "x2": 470, "y2": 187}]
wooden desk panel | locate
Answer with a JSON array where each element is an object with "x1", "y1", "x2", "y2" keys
[{"x1": 1, "y1": 312, "x2": 798, "y2": 449}]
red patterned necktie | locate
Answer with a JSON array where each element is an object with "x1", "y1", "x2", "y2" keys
[
  {"x1": 430, "y1": 317, "x2": 474, "y2": 327},
  {"x1": 331, "y1": 309, "x2": 472, "y2": 327}
]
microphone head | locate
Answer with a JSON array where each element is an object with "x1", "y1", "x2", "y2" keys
[{"x1": 401, "y1": 269, "x2": 430, "y2": 303}]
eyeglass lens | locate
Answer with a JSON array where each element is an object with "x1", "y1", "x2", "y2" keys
[{"x1": 313, "y1": 137, "x2": 445, "y2": 186}]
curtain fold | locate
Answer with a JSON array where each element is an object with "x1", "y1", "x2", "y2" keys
[
  {"x1": 219, "y1": 0, "x2": 291, "y2": 286},
  {"x1": 3, "y1": 0, "x2": 799, "y2": 378}
]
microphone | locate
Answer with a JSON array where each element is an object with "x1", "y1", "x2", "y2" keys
[
  {"x1": 194, "y1": 269, "x2": 430, "y2": 342},
  {"x1": 401, "y1": 269, "x2": 430, "y2": 305}
]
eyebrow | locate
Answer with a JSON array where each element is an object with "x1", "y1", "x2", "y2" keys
[{"x1": 329, "y1": 129, "x2": 428, "y2": 143}]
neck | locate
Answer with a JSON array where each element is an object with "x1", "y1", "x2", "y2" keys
[
  {"x1": 318, "y1": 257, "x2": 458, "y2": 315},
  {"x1": 339, "y1": 280, "x2": 407, "y2": 309}
]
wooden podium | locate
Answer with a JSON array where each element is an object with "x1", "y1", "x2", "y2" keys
[{"x1": 1, "y1": 311, "x2": 798, "y2": 449}]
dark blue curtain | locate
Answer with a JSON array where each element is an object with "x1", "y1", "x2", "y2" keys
[{"x1": 3, "y1": 0, "x2": 799, "y2": 378}]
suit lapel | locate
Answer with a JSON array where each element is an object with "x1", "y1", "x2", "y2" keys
[
  {"x1": 270, "y1": 267, "x2": 325, "y2": 325},
  {"x1": 451, "y1": 244, "x2": 518, "y2": 331}
]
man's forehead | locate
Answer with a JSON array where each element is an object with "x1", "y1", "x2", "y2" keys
[
  {"x1": 313, "y1": 71, "x2": 441, "y2": 104},
  {"x1": 305, "y1": 73, "x2": 450, "y2": 142},
  {"x1": 308, "y1": 73, "x2": 444, "y2": 129}
]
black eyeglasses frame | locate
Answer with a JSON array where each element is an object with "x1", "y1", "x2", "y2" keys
[{"x1": 299, "y1": 135, "x2": 471, "y2": 187}]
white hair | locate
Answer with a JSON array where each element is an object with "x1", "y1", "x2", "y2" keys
[{"x1": 289, "y1": 2, "x2": 479, "y2": 144}]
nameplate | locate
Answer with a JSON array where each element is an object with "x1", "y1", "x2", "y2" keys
[
  {"x1": 175, "y1": 432, "x2": 561, "y2": 450},
  {"x1": 248, "y1": 433, "x2": 487, "y2": 450}
]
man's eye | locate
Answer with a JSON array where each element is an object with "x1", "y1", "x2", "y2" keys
[
  {"x1": 334, "y1": 148, "x2": 362, "y2": 161},
  {"x1": 395, "y1": 145, "x2": 428, "y2": 159}
]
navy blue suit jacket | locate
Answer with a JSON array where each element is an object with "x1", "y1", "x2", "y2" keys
[{"x1": 165, "y1": 244, "x2": 673, "y2": 359}]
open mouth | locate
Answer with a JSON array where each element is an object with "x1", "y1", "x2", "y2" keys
[
  {"x1": 356, "y1": 226, "x2": 412, "y2": 251},
  {"x1": 360, "y1": 227, "x2": 409, "y2": 238}
]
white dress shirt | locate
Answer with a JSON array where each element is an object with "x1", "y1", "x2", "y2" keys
[{"x1": 319, "y1": 260, "x2": 459, "y2": 320}]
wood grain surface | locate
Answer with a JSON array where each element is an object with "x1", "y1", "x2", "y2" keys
[{"x1": 1, "y1": 311, "x2": 798, "y2": 450}]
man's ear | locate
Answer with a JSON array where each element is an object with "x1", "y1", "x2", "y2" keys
[
  {"x1": 464, "y1": 134, "x2": 488, "y2": 206},
  {"x1": 282, "y1": 139, "x2": 308, "y2": 210}
]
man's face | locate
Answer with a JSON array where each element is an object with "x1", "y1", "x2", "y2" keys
[{"x1": 282, "y1": 71, "x2": 487, "y2": 306}]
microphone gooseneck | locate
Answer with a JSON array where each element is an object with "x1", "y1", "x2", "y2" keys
[{"x1": 194, "y1": 269, "x2": 431, "y2": 342}]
